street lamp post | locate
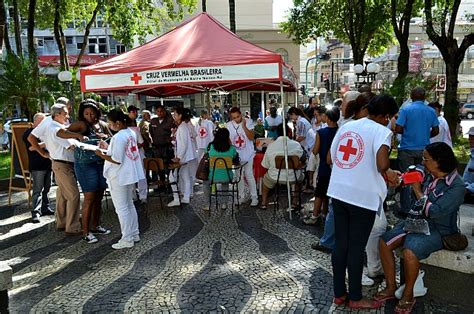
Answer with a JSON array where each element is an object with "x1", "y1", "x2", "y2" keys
[
  {"x1": 354, "y1": 62, "x2": 380, "y2": 89},
  {"x1": 58, "y1": 70, "x2": 74, "y2": 117}
]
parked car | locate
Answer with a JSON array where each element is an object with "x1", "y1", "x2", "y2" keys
[
  {"x1": 3, "y1": 118, "x2": 29, "y2": 133},
  {"x1": 459, "y1": 103, "x2": 474, "y2": 119}
]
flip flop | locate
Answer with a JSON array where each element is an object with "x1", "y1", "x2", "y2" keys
[
  {"x1": 373, "y1": 292, "x2": 396, "y2": 303},
  {"x1": 395, "y1": 299, "x2": 416, "y2": 314}
]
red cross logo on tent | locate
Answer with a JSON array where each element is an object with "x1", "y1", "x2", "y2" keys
[
  {"x1": 334, "y1": 131, "x2": 364, "y2": 169},
  {"x1": 199, "y1": 127, "x2": 208, "y2": 138},
  {"x1": 130, "y1": 73, "x2": 142, "y2": 85},
  {"x1": 235, "y1": 135, "x2": 245, "y2": 148}
]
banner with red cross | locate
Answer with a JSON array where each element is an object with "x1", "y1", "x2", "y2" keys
[{"x1": 334, "y1": 131, "x2": 365, "y2": 169}]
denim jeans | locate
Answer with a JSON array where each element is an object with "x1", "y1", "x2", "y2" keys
[
  {"x1": 398, "y1": 149, "x2": 423, "y2": 214},
  {"x1": 31, "y1": 170, "x2": 52, "y2": 216},
  {"x1": 320, "y1": 200, "x2": 335, "y2": 250}
]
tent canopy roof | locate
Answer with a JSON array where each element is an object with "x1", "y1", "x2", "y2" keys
[{"x1": 80, "y1": 13, "x2": 297, "y2": 96}]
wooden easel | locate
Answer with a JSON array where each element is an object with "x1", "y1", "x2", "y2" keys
[{"x1": 8, "y1": 123, "x2": 33, "y2": 207}]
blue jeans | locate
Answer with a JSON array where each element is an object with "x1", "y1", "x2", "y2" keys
[
  {"x1": 320, "y1": 200, "x2": 335, "y2": 250},
  {"x1": 398, "y1": 149, "x2": 423, "y2": 214},
  {"x1": 31, "y1": 170, "x2": 52, "y2": 216}
]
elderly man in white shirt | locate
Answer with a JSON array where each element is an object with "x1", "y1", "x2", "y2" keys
[
  {"x1": 29, "y1": 103, "x2": 86, "y2": 235},
  {"x1": 260, "y1": 123, "x2": 305, "y2": 209}
]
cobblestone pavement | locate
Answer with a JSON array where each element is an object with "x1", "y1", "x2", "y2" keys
[{"x1": 0, "y1": 187, "x2": 471, "y2": 313}]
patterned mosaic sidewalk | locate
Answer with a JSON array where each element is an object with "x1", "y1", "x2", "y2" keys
[{"x1": 0, "y1": 187, "x2": 470, "y2": 313}]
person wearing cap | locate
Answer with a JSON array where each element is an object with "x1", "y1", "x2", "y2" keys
[
  {"x1": 127, "y1": 105, "x2": 139, "y2": 127},
  {"x1": 428, "y1": 101, "x2": 452, "y2": 147}
]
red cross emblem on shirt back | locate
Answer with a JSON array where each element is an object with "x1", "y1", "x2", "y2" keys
[
  {"x1": 235, "y1": 136, "x2": 245, "y2": 148},
  {"x1": 130, "y1": 73, "x2": 142, "y2": 85},
  {"x1": 130, "y1": 145, "x2": 137, "y2": 152},
  {"x1": 339, "y1": 139, "x2": 358, "y2": 161},
  {"x1": 199, "y1": 127, "x2": 207, "y2": 138}
]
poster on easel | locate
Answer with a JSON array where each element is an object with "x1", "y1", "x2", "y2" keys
[{"x1": 8, "y1": 123, "x2": 33, "y2": 207}]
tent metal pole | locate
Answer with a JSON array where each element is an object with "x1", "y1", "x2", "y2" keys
[
  {"x1": 160, "y1": 98, "x2": 164, "y2": 106},
  {"x1": 261, "y1": 90, "x2": 265, "y2": 122},
  {"x1": 280, "y1": 81, "x2": 292, "y2": 220}
]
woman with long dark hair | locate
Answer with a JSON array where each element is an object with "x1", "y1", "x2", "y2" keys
[
  {"x1": 68, "y1": 99, "x2": 111, "y2": 244},
  {"x1": 167, "y1": 107, "x2": 198, "y2": 206}
]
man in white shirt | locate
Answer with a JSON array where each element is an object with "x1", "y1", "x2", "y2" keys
[
  {"x1": 260, "y1": 123, "x2": 304, "y2": 209},
  {"x1": 29, "y1": 104, "x2": 86, "y2": 235},
  {"x1": 226, "y1": 107, "x2": 258, "y2": 206},
  {"x1": 428, "y1": 102, "x2": 452, "y2": 147}
]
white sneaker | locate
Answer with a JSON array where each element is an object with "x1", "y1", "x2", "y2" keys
[
  {"x1": 83, "y1": 233, "x2": 98, "y2": 244},
  {"x1": 181, "y1": 198, "x2": 190, "y2": 204},
  {"x1": 167, "y1": 199, "x2": 181, "y2": 207},
  {"x1": 112, "y1": 240, "x2": 134, "y2": 250},
  {"x1": 250, "y1": 198, "x2": 259, "y2": 207},
  {"x1": 361, "y1": 273, "x2": 375, "y2": 286},
  {"x1": 133, "y1": 235, "x2": 140, "y2": 242}
]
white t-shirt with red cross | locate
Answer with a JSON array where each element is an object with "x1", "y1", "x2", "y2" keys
[
  {"x1": 103, "y1": 128, "x2": 145, "y2": 186},
  {"x1": 226, "y1": 118, "x2": 255, "y2": 162},
  {"x1": 327, "y1": 117, "x2": 392, "y2": 212},
  {"x1": 195, "y1": 119, "x2": 215, "y2": 150}
]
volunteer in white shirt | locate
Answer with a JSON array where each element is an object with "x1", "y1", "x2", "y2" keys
[
  {"x1": 327, "y1": 95, "x2": 400, "y2": 309},
  {"x1": 128, "y1": 125, "x2": 148, "y2": 203},
  {"x1": 226, "y1": 107, "x2": 259, "y2": 206},
  {"x1": 288, "y1": 107, "x2": 312, "y2": 152},
  {"x1": 31, "y1": 104, "x2": 85, "y2": 235},
  {"x1": 428, "y1": 101, "x2": 452, "y2": 147},
  {"x1": 96, "y1": 109, "x2": 145, "y2": 250},
  {"x1": 196, "y1": 110, "x2": 215, "y2": 161},
  {"x1": 306, "y1": 106, "x2": 328, "y2": 190},
  {"x1": 167, "y1": 107, "x2": 198, "y2": 206},
  {"x1": 264, "y1": 107, "x2": 283, "y2": 139}
]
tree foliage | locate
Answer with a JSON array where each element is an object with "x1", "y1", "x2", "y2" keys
[
  {"x1": 281, "y1": 0, "x2": 393, "y2": 64},
  {"x1": 424, "y1": 0, "x2": 474, "y2": 137}
]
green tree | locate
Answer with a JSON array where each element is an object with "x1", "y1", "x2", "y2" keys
[
  {"x1": 424, "y1": 0, "x2": 474, "y2": 137},
  {"x1": 0, "y1": 54, "x2": 44, "y2": 119},
  {"x1": 281, "y1": 0, "x2": 393, "y2": 65}
]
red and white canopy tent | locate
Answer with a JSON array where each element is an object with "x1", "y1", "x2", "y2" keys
[
  {"x1": 80, "y1": 12, "x2": 298, "y2": 217},
  {"x1": 80, "y1": 13, "x2": 297, "y2": 96}
]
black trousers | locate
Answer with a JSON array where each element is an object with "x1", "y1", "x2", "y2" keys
[{"x1": 331, "y1": 198, "x2": 376, "y2": 301}]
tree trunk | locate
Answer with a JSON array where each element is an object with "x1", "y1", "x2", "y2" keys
[
  {"x1": 12, "y1": 0, "x2": 22, "y2": 56},
  {"x1": 392, "y1": 43, "x2": 410, "y2": 105},
  {"x1": 229, "y1": 0, "x2": 235, "y2": 33},
  {"x1": 53, "y1": 0, "x2": 69, "y2": 70},
  {"x1": 0, "y1": 0, "x2": 13, "y2": 54},
  {"x1": 202, "y1": 0, "x2": 206, "y2": 12},
  {"x1": 27, "y1": 0, "x2": 37, "y2": 58},
  {"x1": 444, "y1": 58, "x2": 459, "y2": 138},
  {"x1": 352, "y1": 48, "x2": 364, "y2": 65},
  {"x1": 74, "y1": 0, "x2": 101, "y2": 68}
]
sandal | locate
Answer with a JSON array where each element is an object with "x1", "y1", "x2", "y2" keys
[
  {"x1": 373, "y1": 291, "x2": 396, "y2": 303},
  {"x1": 260, "y1": 205, "x2": 268, "y2": 210},
  {"x1": 395, "y1": 299, "x2": 416, "y2": 314}
]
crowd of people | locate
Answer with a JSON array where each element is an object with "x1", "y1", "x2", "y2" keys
[{"x1": 19, "y1": 86, "x2": 469, "y2": 312}]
